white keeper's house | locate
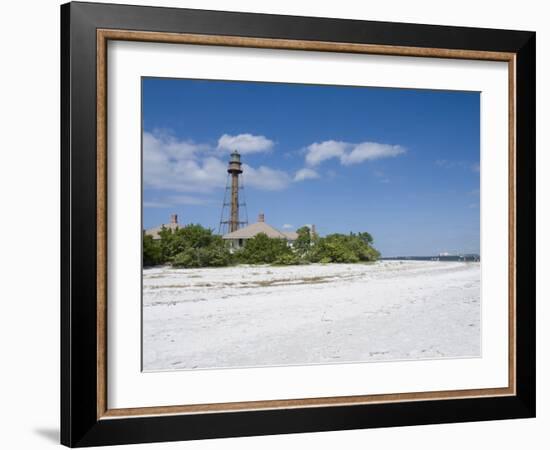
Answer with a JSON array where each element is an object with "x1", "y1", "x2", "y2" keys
[{"x1": 222, "y1": 213, "x2": 298, "y2": 249}]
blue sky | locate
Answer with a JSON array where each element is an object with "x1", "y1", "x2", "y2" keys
[{"x1": 142, "y1": 78, "x2": 480, "y2": 257}]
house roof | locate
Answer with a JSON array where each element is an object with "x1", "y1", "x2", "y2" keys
[
  {"x1": 222, "y1": 221, "x2": 288, "y2": 240},
  {"x1": 145, "y1": 222, "x2": 179, "y2": 239},
  {"x1": 282, "y1": 231, "x2": 298, "y2": 241}
]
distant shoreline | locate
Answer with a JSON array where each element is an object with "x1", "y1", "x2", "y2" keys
[
  {"x1": 382, "y1": 255, "x2": 480, "y2": 262},
  {"x1": 143, "y1": 256, "x2": 481, "y2": 269}
]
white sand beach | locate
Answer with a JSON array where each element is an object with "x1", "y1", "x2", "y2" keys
[{"x1": 142, "y1": 261, "x2": 480, "y2": 371}]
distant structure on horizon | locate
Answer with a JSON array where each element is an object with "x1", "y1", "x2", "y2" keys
[
  {"x1": 218, "y1": 150, "x2": 248, "y2": 235},
  {"x1": 144, "y1": 213, "x2": 180, "y2": 240},
  {"x1": 382, "y1": 254, "x2": 480, "y2": 262}
]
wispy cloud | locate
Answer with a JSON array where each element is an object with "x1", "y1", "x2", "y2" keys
[
  {"x1": 144, "y1": 129, "x2": 210, "y2": 160},
  {"x1": 242, "y1": 164, "x2": 291, "y2": 191},
  {"x1": 144, "y1": 195, "x2": 210, "y2": 209},
  {"x1": 435, "y1": 159, "x2": 457, "y2": 169},
  {"x1": 282, "y1": 224, "x2": 294, "y2": 229},
  {"x1": 169, "y1": 195, "x2": 211, "y2": 205},
  {"x1": 341, "y1": 142, "x2": 406, "y2": 165},
  {"x1": 217, "y1": 133, "x2": 274, "y2": 154},
  {"x1": 143, "y1": 201, "x2": 172, "y2": 209},
  {"x1": 304, "y1": 140, "x2": 406, "y2": 167},
  {"x1": 372, "y1": 170, "x2": 391, "y2": 184},
  {"x1": 436, "y1": 159, "x2": 480, "y2": 173},
  {"x1": 294, "y1": 168, "x2": 320, "y2": 182}
]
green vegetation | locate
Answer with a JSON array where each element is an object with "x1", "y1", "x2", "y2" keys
[
  {"x1": 234, "y1": 233, "x2": 293, "y2": 264},
  {"x1": 143, "y1": 224, "x2": 380, "y2": 268},
  {"x1": 143, "y1": 224, "x2": 232, "y2": 268},
  {"x1": 143, "y1": 234, "x2": 163, "y2": 266},
  {"x1": 308, "y1": 232, "x2": 380, "y2": 263},
  {"x1": 293, "y1": 225, "x2": 316, "y2": 257}
]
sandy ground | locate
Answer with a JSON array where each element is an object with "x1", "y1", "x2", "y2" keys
[{"x1": 142, "y1": 261, "x2": 480, "y2": 371}]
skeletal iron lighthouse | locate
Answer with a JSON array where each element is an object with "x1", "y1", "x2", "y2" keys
[
  {"x1": 218, "y1": 151, "x2": 248, "y2": 234},
  {"x1": 227, "y1": 151, "x2": 242, "y2": 232}
]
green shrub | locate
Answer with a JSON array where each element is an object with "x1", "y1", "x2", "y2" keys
[
  {"x1": 236, "y1": 233, "x2": 292, "y2": 264},
  {"x1": 309, "y1": 232, "x2": 379, "y2": 263},
  {"x1": 172, "y1": 247, "x2": 200, "y2": 268},
  {"x1": 273, "y1": 252, "x2": 301, "y2": 265},
  {"x1": 149, "y1": 224, "x2": 232, "y2": 268},
  {"x1": 206, "y1": 244, "x2": 232, "y2": 267},
  {"x1": 159, "y1": 224, "x2": 220, "y2": 261},
  {"x1": 143, "y1": 234, "x2": 162, "y2": 266},
  {"x1": 172, "y1": 243, "x2": 232, "y2": 268}
]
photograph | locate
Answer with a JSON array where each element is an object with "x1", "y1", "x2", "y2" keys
[{"x1": 141, "y1": 78, "x2": 481, "y2": 372}]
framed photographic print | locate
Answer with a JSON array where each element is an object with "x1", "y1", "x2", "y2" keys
[{"x1": 60, "y1": 1, "x2": 536, "y2": 447}]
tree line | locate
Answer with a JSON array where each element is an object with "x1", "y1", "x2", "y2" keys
[{"x1": 143, "y1": 224, "x2": 380, "y2": 268}]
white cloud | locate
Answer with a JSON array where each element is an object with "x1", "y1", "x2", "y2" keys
[
  {"x1": 304, "y1": 140, "x2": 406, "y2": 167},
  {"x1": 294, "y1": 168, "x2": 320, "y2": 182},
  {"x1": 305, "y1": 140, "x2": 347, "y2": 166},
  {"x1": 143, "y1": 131, "x2": 227, "y2": 192},
  {"x1": 145, "y1": 154, "x2": 227, "y2": 193},
  {"x1": 340, "y1": 142, "x2": 405, "y2": 165},
  {"x1": 143, "y1": 130, "x2": 292, "y2": 193},
  {"x1": 242, "y1": 164, "x2": 291, "y2": 191},
  {"x1": 144, "y1": 130, "x2": 208, "y2": 160},
  {"x1": 217, "y1": 133, "x2": 274, "y2": 154},
  {"x1": 282, "y1": 224, "x2": 294, "y2": 229}
]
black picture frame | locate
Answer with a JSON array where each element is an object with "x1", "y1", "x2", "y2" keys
[{"x1": 61, "y1": 1, "x2": 535, "y2": 447}]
